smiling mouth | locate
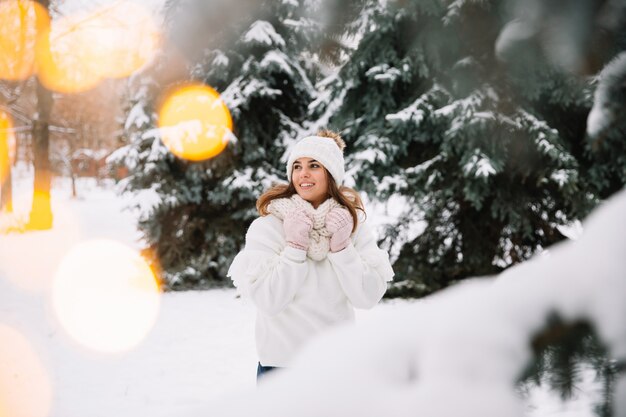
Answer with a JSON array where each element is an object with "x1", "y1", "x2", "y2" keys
[{"x1": 300, "y1": 183, "x2": 315, "y2": 189}]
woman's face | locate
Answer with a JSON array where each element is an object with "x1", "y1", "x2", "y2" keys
[{"x1": 292, "y1": 157, "x2": 329, "y2": 208}]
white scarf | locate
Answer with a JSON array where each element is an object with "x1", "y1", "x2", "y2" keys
[{"x1": 267, "y1": 194, "x2": 342, "y2": 261}]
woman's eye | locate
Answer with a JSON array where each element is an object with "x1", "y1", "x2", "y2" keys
[{"x1": 311, "y1": 164, "x2": 320, "y2": 168}]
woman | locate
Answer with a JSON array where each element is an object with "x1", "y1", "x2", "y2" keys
[{"x1": 227, "y1": 130, "x2": 394, "y2": 381}]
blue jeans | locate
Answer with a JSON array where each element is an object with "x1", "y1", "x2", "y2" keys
[{"x1": 256, "y1": 362, "x2": 281, "y2": 383}]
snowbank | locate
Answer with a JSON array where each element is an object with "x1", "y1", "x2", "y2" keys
[{"x1": 196, "y1": 189, "x2": 626, "y2": 417}]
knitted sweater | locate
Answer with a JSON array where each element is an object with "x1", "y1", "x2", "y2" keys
[{"x1": 227, "y1": 208, "x2": 395, "y2": 367}]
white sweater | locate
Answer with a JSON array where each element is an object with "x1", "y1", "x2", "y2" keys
[{"x1": 227, "y1": 214, "x2": 395, "y2": 367}]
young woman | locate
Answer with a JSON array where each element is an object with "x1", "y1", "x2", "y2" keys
[{"x1": 227, "y1": 130, "x2": 394, "y2": 381}]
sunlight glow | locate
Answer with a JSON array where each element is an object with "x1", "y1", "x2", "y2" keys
[
  {"x1": 36, "y1": 1, "x2": 161, "y2": 93},
  {"x1": 0, "y1": 324, "x2": 52, "y2": 417},
  {"x1": 0, "y1": 111, "x2": 15, "y2": 187},
  {"x1": 0, "y1": 0, "x2": 49, "y2": 81},
  {"x1": 158, "y1": 84, "x2": 233, "y2": 161},
  {"x1": 52, "y1": 239, "x2": 161, "y2": 353},
  {"x1": 27, "y1": 189, "x2": 53, "y2": 230}
]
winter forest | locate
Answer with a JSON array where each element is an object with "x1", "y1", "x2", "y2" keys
[{"x1": 1, "y1": 0, "x2": 625, "y2": 416}]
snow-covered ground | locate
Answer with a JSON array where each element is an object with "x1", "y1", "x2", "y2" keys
[{"x1": 0, "y1": 168, "x2": 602, "y2": 417}]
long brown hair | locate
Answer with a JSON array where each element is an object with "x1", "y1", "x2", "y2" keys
[
  {"x1": 256, "y1": 131, "x2": 366, "y2": 232},
  {"x1": 256, "y1": 177, "x2": 366, "y2": 233}
]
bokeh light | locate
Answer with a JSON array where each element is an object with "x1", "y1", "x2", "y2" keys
[
  {"x1": 27, "y1": 188, "x2": 53, "y2": 229},
  {"x1": 36, "y1": 1, "x2": 160, "y2": 93},
  {"x1": 35, "y1": 11, "x2": 102, "y2": 94},
  {"x1": 0, "y1": 0, "x2": 50, "y2": 81},
  {"x1": 88, "y1": 1, "x2": 161, "y2": 79},
  {"x1": 52, "y1": 239, "x2": 161, "y2": 353},
  {"x1": 158, "y1": 84, "x2": 233, "y2": 161},
  {"x1": 0, "y1": 110, "x2": 15, "y2": 186},
  {"x1": 0, "y1": 324, "x2": 53, "y2": 417}
]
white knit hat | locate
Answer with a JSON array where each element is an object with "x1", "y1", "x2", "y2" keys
[{"x1": 286, "y1": 136, "x2": 345, "y2": 184}]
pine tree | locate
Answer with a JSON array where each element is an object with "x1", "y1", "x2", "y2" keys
[
  {"x1": 307, "y1": 0, "x2": 625, "y2": 412},
  {"x1": 114, "y1": 0, "x2": 318, "y2": 289},
  {"x1": 312, "y1": 0, "x2": 622, "y2": 298}
]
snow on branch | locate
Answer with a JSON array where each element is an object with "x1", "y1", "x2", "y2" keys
[
  {"x1": 124, "y1": 102, "x2": 151, "y2": 130},
  {"x1": 241, "y1": 20, "x2": 286, "y2": 50},
  {"x1": 196, "y1": 189, "x2": 626, "y2": 417},
  {"x1": 259, "y1": 51, "x2": 294, "y2": 77},
  {"x1": 462, "y1": 149, "x2": 498, "y2": 178},
  {"x1": 587, "y1": 52, "x2": 626, "y2": 142}
]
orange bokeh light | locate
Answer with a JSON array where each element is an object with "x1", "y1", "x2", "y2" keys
[
  {"x1": 27, "y1": 188, "x2": 53, "y2": 230},
  {"x1": 35, "y1": 11, "x2": 102, "y2": 94},
  {"x1": 0, "y1": 324, "x2": 53, "y2": 417},
  {"x1": 87, "y1": 1, "x2": 161, "y2": 79},
  {"x1": 52, "y1": 239, "x2": 161, "y2": 353},
  {"x1": 158, "y1": 84, "x2": 233, "y2": 161},
  {"x1": 0, "y1": 0, "x2": 50, "y2": 81},
  {"x1": 36, "y1": 1, "x2": 160, "y2": 93},
  {"x1": 0, "y1": 110, "x2": 15, "y2": 186}
]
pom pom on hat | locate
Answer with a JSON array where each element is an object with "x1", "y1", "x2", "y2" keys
[{"x1": 286, "y1": 136, "x2": 345, "y2": 184}]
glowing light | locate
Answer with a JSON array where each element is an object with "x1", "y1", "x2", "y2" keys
[
  {"x1": 0, "y1": 324, "x2": 53, "y2": 417},
  {"x1": 36, "y1": 2, "x2": 160, "y2": 93},
  {"x1": 35, "y1": 12, "x2": 102, "y2": 94},
  {"x1": 158, "y1": 84, "x2": 233, "y2": 161},
  {"x1": 87, "y1": 1, "x2": 161, "y2": 79},
  {"x1": 52, "y1": 239, "x2": 161, "y2": 353},
  {"x1": 0, "y1": 110, "x2": 14, "y2": 186},
  {"x1": 0, "y1": 0, "x2": 50, "y2": 81},
  {"x1": 27, "y1": 189, "x2": 53, "y2": 230}
]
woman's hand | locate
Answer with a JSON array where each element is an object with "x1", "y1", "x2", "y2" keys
[
  {"x1": 283, "y1": 209, "x2": 313, "y2": 251},
  {"x1": 325, "y1": 208, "x2": 353, "y2": 253}
]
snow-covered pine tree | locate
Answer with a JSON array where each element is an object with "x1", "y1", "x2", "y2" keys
[
  {"x1": 114, "y1": 0, "x2": 318, "y2": 289},
  {"x1": 495, "y1": 2, "x2": 626, "y2": 413},
  {"x1": 312, "y1": 0, "x2": 620, "y2": 298}
]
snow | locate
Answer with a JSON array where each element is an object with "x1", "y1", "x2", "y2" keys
[
  {"x1": 352, "y1": 148, "x2": 384, "y2": 164},
  {"x1": 587, "y1": 52, "x2": 626, "y2": 140},
  {"x1": 495, "y1": 19, "x2": 538, "y2": 62},
  {"x1": 158, "y1": 120, "x2": 204, "y2": 153},
  {"x1": 212, "y1": 50, "x2": 229, "y2": 68},
  {"x1": 282, "y1": 17, "x2": 309, "y2": 28},
  {"x1": 241, "y1": 21, "x2": 286, "y2": 49},
  {"x1": 196, "y1": 189, "x2": 626, "y2": 416},
  {"x1": 550, "y1": 169, "x2": 574, "y2": 188},
  {"x1": 222, "y1": 76, "x2": 283, "y2": 113},
  {"x1": 0, "y1": 171, "x2": 410, "y2": 417},
  {"x1": 463, "y1": 150, "x2": 497, "y2": 178},
  {"x1": 524, "y1": 366, "x2": 602, "y2": 417},
  {"x1": 124, "y1": 102, "x2": 151, "y2": 130},
  {"x1": 365, "y1": 64, "x2": 402, "y2": 84},
  {"x1": 363, "y1": 193, "x2": 426, "y2": 264},
  {"x1": 556, "y1": 219, "x2": 584, "y2": 241},
  {"x1": 281, "y1": 0, "x2": 299, "y2": 8},
  {"x1": 406, "y1": 155, "x2": 442, "y2": 176},
  {"x1": 259, "y1": 50, "x2": 294, "y2": 77},
  {"x1": 1, "y1": 167, "x2": 614, "y2": 417},
  {"x1": 434, "y1": 101, "x2": 459, "y2": 117},
  {"x1": 386, "y1": 100, "x2": 426, "y2": 125},
  {"x1": 306, "y1": 74, "x2": 352, "y2": 134}
]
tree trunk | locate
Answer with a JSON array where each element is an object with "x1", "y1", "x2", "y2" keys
[
  {"x1": 0, "y1": 128, "x2": 12, "y2": 213},
  {"x1": 0, "y1": 171, "x2": 12, "y2": 213},
  {"x1": 71, "y1": 171, "x2": 77, "y2": 198},
  {"x1": 28, "y1": 0, "x2": 53, "y2": 229}
]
